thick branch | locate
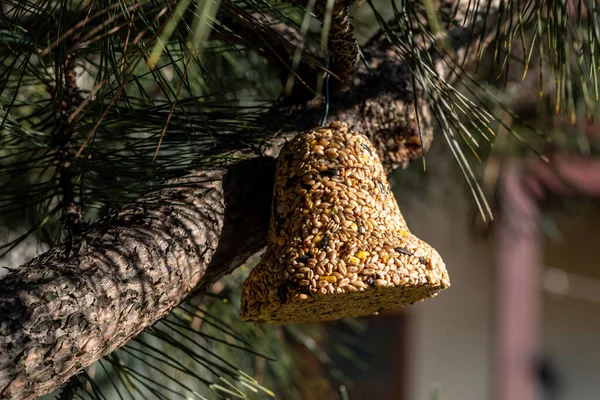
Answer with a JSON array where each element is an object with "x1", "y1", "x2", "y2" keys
[
  {"x1": 0, "y1": 160, "x2": 275, "y2": 399},
  {"x1": 1, "y1": 169, "x2": 226, "y2": 398}
]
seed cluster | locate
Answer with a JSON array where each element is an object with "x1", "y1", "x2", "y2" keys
[{"x1": 240, "y1": 122, "x2": 450, "y2": 324}]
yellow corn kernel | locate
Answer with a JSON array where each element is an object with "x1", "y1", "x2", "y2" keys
[
  {"x1": 355, "y1": 251, "x2": 369, "y2": 260},
  {"x1": 348, "y1": 256, "x2": 360, "y2": 265},
  {"x1": 319, "y1": 276, "x2": 337, "y2": 283},
  {"x1": 313, "y1": 232, "x2": 324, "y2": 244}
]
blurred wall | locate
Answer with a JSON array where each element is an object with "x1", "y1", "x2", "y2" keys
[
  {"x1": 542, "y1": 207, "x2": 600, "y2": 400},
  {"x1": 393, "y1": 137, "x2": 600, "y2": 400}
]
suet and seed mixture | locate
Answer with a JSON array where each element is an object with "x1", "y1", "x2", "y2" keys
[{"x1": 240, "y1": 122, "x2": 450, "y2": 324}]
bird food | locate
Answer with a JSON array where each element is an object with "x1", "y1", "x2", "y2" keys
[{"x1": 240, "y1": 121, "x2": 450, "y2": 324}]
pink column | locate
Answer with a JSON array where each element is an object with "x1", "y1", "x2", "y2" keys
[{"x1": 494, "y1": 162, "x2": 542, "y2": 400}]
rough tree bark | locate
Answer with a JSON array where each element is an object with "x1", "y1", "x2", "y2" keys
[{"x1": 0, "y1": 1, "x2": 499, "y2": 398}]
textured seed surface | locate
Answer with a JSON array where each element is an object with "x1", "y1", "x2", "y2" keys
[{"x1": 240, "y1": 122, "x2": 450, "y2": 324}]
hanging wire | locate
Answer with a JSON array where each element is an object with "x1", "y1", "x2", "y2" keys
[
  {"x1": 359, "y1": 48, "x2": 373, "y2": 72},
  {"x1": 321, "y1": 57, "x2": 332, "y2": 126}
]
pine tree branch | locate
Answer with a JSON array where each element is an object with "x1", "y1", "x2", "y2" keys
[
  {"x1": 216, "y1": 6, "x2": 325, "y2": 90},
  {"x1": 0, "y1": 2, "x2": 501, "y2": 398},
  {"x1": 0, "y1": 2, "x2": 317, "y2": 84}
]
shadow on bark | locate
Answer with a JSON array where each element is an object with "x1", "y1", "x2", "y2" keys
[{"x1": 199, "y1": 157, "x2": 277, "y2": 289}]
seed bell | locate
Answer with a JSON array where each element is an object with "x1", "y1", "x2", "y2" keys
[{"x1": 240, "y1": 122, "x2": 450, "y2": 324}]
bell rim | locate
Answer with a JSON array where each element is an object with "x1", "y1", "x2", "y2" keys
[{"x1": 240, "y1": 278, "x2": 449, "y2": 324}]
